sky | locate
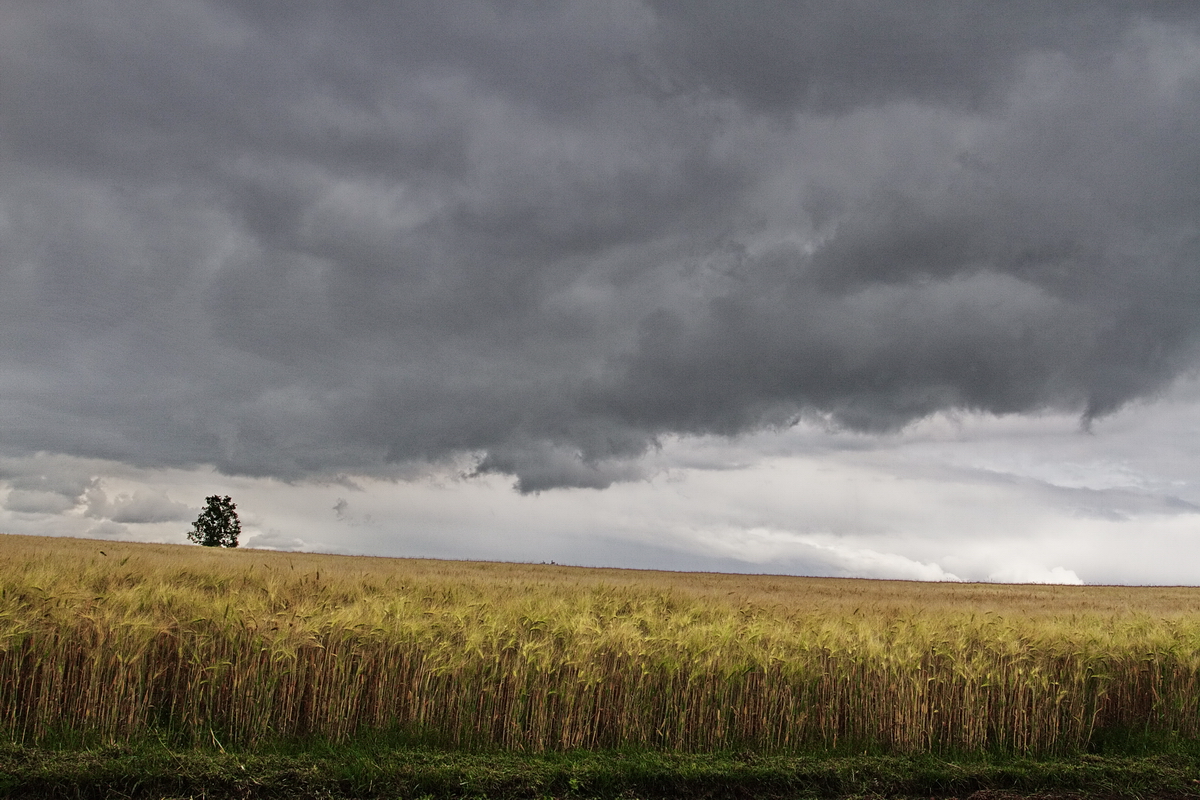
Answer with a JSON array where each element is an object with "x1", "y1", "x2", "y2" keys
[{"x1": 2, "y1": 1, "x2": 1200, "y2": 585}]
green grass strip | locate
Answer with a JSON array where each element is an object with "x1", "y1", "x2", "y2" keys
[{"x1": 3, "y1": 743, "x2": 1200, "y2": 800}]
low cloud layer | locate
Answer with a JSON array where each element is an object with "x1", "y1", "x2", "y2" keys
[
  {"x1": 3, "y1": 2, "x2": 1200, "y2": 492},
  {"x1": 5, "y1": 397, "x2": 1199, "y2": 584}
]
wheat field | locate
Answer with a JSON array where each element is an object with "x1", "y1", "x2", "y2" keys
[{"x1": 1, "y1": 533, "x2": 1199, "y2": 754}]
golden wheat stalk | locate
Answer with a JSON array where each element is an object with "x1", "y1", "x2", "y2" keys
[{"x1": 1, "y1": 533, "x2": 1197, "y2": 754}]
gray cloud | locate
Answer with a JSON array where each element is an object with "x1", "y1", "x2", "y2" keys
[
  {"x1": 0, "y1": 466, "x2": 95, "y2": 501},
  {"x1": 2, "y1": 2, "x2": 1200, "y2": 492},
  {"x1": 647, "y1": 1, "x2": 1200, "y2": 114},
  {"x1": 3, "y1": 490, "x2": 79, "y2": 515},
  {"x1": 86, "y1": 486, "x2": 192, "y2": 524}
]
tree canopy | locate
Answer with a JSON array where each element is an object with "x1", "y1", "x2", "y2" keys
[{"x1": 187, "y1": 495, "x2": 240, "y2": 548}]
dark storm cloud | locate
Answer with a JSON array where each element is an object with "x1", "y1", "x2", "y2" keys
[
  {"x1": 2, "y1": 2, "x2": 1200, "y2": 491},
  {"x1": 647, "y1": 1, "x2": 1200, "y2": 113}
]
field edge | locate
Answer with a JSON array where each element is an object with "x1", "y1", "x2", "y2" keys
[{"x1": 4, "y1": 742, "x2": 1200, "y2": 800}]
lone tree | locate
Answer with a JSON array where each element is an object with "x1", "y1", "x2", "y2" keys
[{"x1": 187, "y1": 495, "x2": 240, "y2": 548}]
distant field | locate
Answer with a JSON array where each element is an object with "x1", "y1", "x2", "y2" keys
[{"x1": 2, "y1": 533, "x2": 1199, "y2": 755}]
